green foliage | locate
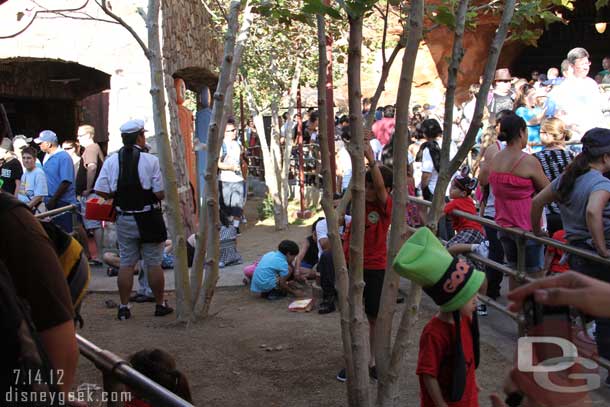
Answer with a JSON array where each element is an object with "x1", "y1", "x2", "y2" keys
[
  {"x1": 596, "y1": 0, "x2": 608, "y2": 8},
  {"x1": 257, "y1": 194, "x2": 275, "y2": 220}
]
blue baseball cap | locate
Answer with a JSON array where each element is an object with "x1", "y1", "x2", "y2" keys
[{"x1": 34, "y1": 130, "x2": 58, "y2": 144}]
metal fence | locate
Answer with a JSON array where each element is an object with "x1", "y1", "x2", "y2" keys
[{"x1": 405, "y1": 195, "x2": 610, "y2": 371}]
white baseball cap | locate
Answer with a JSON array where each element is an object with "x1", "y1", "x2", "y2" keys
[{"x1": 120, "y1": 119, "x2": 147, "y2": 134}]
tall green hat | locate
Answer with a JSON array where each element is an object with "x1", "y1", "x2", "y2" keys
[{"x1": 392, "y1": 227, "x2": 485, "y2": 312}]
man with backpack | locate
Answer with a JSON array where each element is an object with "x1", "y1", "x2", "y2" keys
[{"x1": 94, "y1": 119, "x2": 173, "y2": 321}]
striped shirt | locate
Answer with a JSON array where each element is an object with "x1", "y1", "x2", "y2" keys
[{"x1": 533, "y1": 148, "x2": 575, "y2": 214}]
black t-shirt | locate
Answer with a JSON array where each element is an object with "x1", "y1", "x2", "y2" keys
[
  {"x1": 488, "y1": 93, "x2": 514, "y2": 119},
  {"x1": 0, "y1": 157, "x2": 23, "y2": 195},
  {"x1": 75, "y1": 143, "x2": 104, "y2": 195}
]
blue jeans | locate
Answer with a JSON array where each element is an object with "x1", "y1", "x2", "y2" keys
[{"x1": 498, "y1": 231, "x2": 543, "y2": 274}]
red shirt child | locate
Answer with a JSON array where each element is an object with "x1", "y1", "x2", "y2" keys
[
  {"x1": 545, "y1": 229, "x2": 569, "y2": 274},
  {"x1": 444, "y1": 197, "x2": 484, "y2": 234},
  {"x1": 417, "y1": 315, "x2": 479, "y2": 407}
]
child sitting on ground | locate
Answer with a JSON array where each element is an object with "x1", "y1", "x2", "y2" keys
[
  {"x1": 250, "y1": 240, "x2": 302, "y2": 300},
  {"x1": 294, "y1": 218, "x2": 323, "y2": 281},
  {"x1": 444, "y1": 166, "x2": 489, "y2": 261},
  {"x1": 126, "y1": 348, "x2": 192, "y2": 406},
  {"x1": 394, "y1": 227, "x2": 483, "y2": 407}
]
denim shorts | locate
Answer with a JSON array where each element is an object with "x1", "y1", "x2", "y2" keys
[
  {"x1": 116, "y1": 214, "x2": 164, "y2": 268},
  {"x1": 498, "y1": 231, "x2": 544, "y2": 274}
]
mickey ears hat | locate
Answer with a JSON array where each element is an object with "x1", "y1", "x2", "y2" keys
[{"x1": 392, "y1": 227, "x2": 485, "y2": 312}]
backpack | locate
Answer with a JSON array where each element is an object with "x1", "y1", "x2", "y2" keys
[
  {"x1": 0, "y1": 193, "x2": 90, "y2": 327},
  {"x1": 0, "y1": 258, "x2": 61, "y2": 406}
]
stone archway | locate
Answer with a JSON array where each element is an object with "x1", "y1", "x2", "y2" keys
[{"x1": 0, "y1": 57, "x2": 110, "y2": 140}]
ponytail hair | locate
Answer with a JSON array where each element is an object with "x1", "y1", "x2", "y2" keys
[
  {"x1": 557, "y1": 153, "x2": 593, "y2": 202},
  {"x1": 498, "y1": 114, "x2": 526, "y2": 144}
]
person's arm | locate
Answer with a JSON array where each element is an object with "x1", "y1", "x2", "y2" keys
[
  {"x1": 47, "y1": 181, "x2": 71, "y2": 209},
  {"x1": 154, "y1": 191, "x2": 165, "y2": 201},
  {"x1": 364, "y1": 138, "x2": 388, "y2": 204},
  {"x1": 421, "y1": 375, "x2": 448, "y2": 407},
  {"x1": 528, "y1": 157, "x2": 550, "y2": 192},
  {"x1": 39, "y1": 320, "x2": 78, "y2": 394},
  {"x1": 507, "y1": 271, "x2": 610, "y2": 317},
  {"x1": 12, "y1": 178, "x2": 20, "y2": 197},
  {"x1": 421, "y1": 171, "x2": 431, "y2": 191},
  {"x1": 478, "y1": 143, "x2": 499, "y2": 187},
  {"x1": 295, "y1": 238, "x2": 310, "y2": 274},
  {"x1": 83, "y1": 162, "x2": 98, "y2": 196},
  {"x1": 586, "y1": 190, "x2": 610, "y2": 258},
  {"x1": 28, "y1": 195, "x2": 43, "y2": 209},
  {"x1": 531, "y1": 184, "x2": 555, "y2": 236},
  {"x1": 218, "y1": 160, "x2": 239, "y2": 171}
]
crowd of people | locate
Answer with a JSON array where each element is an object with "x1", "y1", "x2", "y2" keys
[
  {"x1": 243, "y1": 47, "x2": 610, "y2": 406},
  {"x1": 2, "y1": 45, "x2": 610, "y2": 406}
]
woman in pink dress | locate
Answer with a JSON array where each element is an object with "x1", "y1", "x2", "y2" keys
[{"x1": 489, "y1": 115, "x2": 549, "y2": 289}]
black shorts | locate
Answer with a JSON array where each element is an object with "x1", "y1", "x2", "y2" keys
[{"x1": 364, "y1": 269, "x2": 385, "y2": 318}]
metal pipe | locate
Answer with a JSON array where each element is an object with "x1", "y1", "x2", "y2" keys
[
  {"x1": 35, "y1": 204, "x2": 79, "y2": 219},
  {"x1": 405, "y1": 196, "x2": 610, "y2": 266},
  {"x1": 77, "y1": 335, "x2": 193, "y2": 407}
]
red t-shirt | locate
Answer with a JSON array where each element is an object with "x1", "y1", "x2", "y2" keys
[
  {"x1": 548, "y1": 229, "x2": 569, "y2": 273},
  {"x1": 363, "y1": 195, "x2": 392, "y2": 269},
  {"x1": 417, "y1": 316, "x2": 479, "y2": 407},
  {"x1": 444, "y1": 197, "x2": 483, "y2": 234}
]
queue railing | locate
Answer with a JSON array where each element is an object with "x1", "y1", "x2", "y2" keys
[{"x1": 405, "y1": 195, "x2": 610, "y2": 372}]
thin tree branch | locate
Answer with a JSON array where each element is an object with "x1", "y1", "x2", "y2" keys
[
  {"x1": 200, "y1": 0, "x2": 221, "y2": 21},
  {"x1": 97, "y1": 0, "x2": 151, "y2": 58},
  {"x1": 212, "y1": 0, "x2": 230, "y2": 23},
  {"x1": 381, "y1": 0, "x2": 390, "y2": 64},
  {"x1": 38, "y1": 13, "x2": 119, "y2": 24},
  {"x1": 0, "y1": 0, "x2": 90, "y2": 39}
]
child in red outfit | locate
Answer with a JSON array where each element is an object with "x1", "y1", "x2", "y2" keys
[
  {"x1": 444, "y1": 169, "x2": 489, "y2": 260},
  {"x1": 544, "y1": 229, "x2": 569, "y2": 275},
  {"x1": 417, "y1": 293, "x2": 480, "y2": 407}
]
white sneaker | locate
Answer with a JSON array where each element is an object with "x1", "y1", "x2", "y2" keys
[{"x1": 473, "y1": 240, "x2": 490, "y2": 258}]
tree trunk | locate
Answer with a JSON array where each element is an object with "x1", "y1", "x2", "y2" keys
[
  {"x1": 192, "y1": 1, "x2": 242, "y2": 320},
  {"x1": 316, "y1": 13, "x2": 355, "y2": 406},
  {"x1": 427, "y1": 0, "x2": 517, "y2": 229},
  {"x1": 144, "y1": 0, "x2": 193, "y2": 320},
  {"x1": 346, "y1": 14, "x2": 371, "y2": 407},
  {"x1": 281, "y1": 60, "x2": 301, "y2": 221},
  {"x1": 374, "y1": 0, "x2": 424, "y2": 404},
  {"x1": 270, "y1": 97, "x2": 288, "y2": 229},
  {"x1": 190, "y1": 1, "x2": 253, "y2": 309}
]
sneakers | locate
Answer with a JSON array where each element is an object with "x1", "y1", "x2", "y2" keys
[
  {"x1": 472, "y1": 240, "x2": 490, "y2": 258},
  {"x1": 117, "y1": 306, "x2": 131, "y2": 321},
  {"x1": 266, "y1": 289, "x2": 287, "y2": 301},
  {"x1": 477, "y1": 304, "x2": 488, "y2": 316},
  {"x1": 154, "y1": 301, "x2": 174, "y2": 317},
  {"x1": 335, "y1": 366, "x2": 378, "y2": 382}
]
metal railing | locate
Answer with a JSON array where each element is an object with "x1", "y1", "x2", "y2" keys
[
  {"x1": 405, "y1": 194, "x2": 610, "y2": 371},
  {"x1": 34, "y1": 205, "x2": 192, "y2": 406},
  {"x1": 77, "y1": 335, "x2": 193, "y2": 407}
]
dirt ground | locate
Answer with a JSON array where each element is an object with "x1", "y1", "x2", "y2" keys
[
  {"x1": 75, "y1": 197, "x2": 514, "y2": 406},
  {"x1": 76, "y1": 289, "x2": 512, "y2": 407}
]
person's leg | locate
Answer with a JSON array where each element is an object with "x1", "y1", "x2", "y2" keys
[
  {"x1": 142, "y1": 242, "x2": 166, "y2": 305},
  {"x1": 102, "y1": 252, "x2": 121, "y2": 268},
  {"x1": 92, "y1": 228, "x2": 104, "y2": 261},
  {"x1": 137, "y1": 262, "x2": 153, "y2": 298},
  {"x1": 363, "y1": 269, "x2": 385, "y2": 369},
  {"x1": 116, "y1": 216, "x2": 141, "y2": 307},
  {"x1": 229, "y1": 181, "x2": 244, "y2": 230},
  {"x1": 484, "y1": 223, "x2": 505, "y2": 300},
  {"x1": 498, "y1": 233, "x2": 519, "y2": 292},
  {"x1": 317, "y1": 250, "x2": 336, "y2": 314}
]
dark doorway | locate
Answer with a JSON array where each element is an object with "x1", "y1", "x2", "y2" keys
[
  {"x1": 0, "y1": 97, "x2": 76, "y2": 142},
  {"x1": 510, "y1": 0, "x2": 610, "y2": 79}
]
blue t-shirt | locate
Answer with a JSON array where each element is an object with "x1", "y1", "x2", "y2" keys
[
  {"x1": 250, "y1": 251, "x2": 290, "y2": 293},
  {"x1": 43, "y1": 150, "x2": 76, "y2": 204},
  {"x1": 515, "y1": 106, "x2": 543, "y2": 153}
]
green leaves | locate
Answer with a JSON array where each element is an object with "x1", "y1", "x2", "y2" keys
[
  {"x1": 596, "y1": 0, "x2": 608, "y2": 9},
  {"x1": 302, "y1": 0, "x2": 342, "y2": 19}
]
